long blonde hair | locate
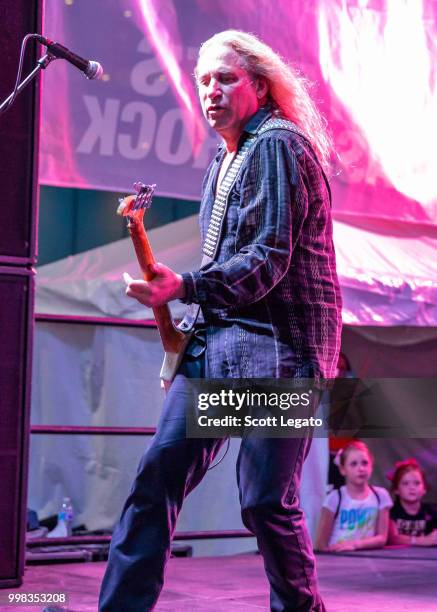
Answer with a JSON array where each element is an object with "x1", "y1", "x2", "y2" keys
[{"x1": 198, "y1": 30, "x2": 333, "y2": 172}]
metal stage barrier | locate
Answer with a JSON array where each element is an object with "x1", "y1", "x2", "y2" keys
[{"x1": 29, "y1": 418, "x2": 253, "y2": 543}]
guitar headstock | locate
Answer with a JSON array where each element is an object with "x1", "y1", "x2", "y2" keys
[{"x1": 117, "y1": 182, "x2": 156, "y2": 221}]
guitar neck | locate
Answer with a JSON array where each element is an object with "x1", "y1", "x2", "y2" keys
[{"x1": 127, "y1": 217, "x2": 185, "y2": 353}]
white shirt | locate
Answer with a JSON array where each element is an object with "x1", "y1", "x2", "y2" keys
[{"x1": 323, "y1": 485, "x2": 393, "y2": 546}]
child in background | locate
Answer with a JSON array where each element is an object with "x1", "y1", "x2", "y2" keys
[
  {"x1": 388, "y1": 458, "x2": 437, "y2": 546},
  {"x1": 316, "y1": 440, "x2": 392, "y2": 551}
]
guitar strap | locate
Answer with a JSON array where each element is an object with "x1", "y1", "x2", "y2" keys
[
  {"x1": 202, "y1": 135, "x2": 257, "y2": 259},
  {"x1": 178, "y1": 116, "x2": 308, "y2": 334}
]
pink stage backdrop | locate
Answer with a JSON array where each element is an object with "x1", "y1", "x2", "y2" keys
[{"x1": 40, "y1": 0, "x2": 437, "y2": 224}]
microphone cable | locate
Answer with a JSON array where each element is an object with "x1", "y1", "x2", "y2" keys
[{"x1": 1, "y1": 33, "x2": 42, "y2": 115}]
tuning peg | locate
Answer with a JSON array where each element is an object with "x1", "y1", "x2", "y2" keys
[{"x1": 133, "y1": 181, "x2": 145, "y2": 193}]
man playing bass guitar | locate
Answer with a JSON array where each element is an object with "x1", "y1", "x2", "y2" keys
[{"x1": 99, "y1": 30, "x2": 342, "y2": 612}]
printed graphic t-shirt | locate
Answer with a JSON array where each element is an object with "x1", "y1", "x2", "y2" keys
[
  {"x1": 323, "y1": 485, "x2": 393, "y2": 546},
  {"x1": 390, "y1": 500, "x2": 437, "y2": 536}
]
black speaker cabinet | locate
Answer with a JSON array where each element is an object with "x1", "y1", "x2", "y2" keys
[
  {"x1": 0, "y1": 0, "x2": 41, "y2": 588},
  {"x1": 0, "y1": 269, "x2": 35, "y2": 587},
  {"x1": 0, "y1": 0, "x2": 41, "y2": 264}
]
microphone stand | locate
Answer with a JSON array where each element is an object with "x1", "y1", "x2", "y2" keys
[{"x1": 0, "y1": 53, "x2": 55, "y2": 114}]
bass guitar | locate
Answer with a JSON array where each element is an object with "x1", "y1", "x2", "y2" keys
[{"x1": 117, "y1": 182, "x2": 193, "y2": 389}]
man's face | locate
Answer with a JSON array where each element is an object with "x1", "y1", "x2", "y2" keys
[{"x1": 196, "y1": 45, "x2": 262, "y2": 144}]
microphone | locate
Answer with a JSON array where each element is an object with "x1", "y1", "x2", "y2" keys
[{"x1": 35, "y1": 35, "x2": 103, "y2": 80}]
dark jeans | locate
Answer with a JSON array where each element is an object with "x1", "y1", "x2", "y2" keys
[{"x1": 99, "y1": 349, "x2": 325, "y2": 611}]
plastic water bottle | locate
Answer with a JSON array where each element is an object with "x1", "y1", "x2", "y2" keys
[
  {"x1": 59, "y1": 497, "x2": 74, "y2": 536},
  {"x1": 47, "y1": 497, "x2": 74, "y2": 538}
]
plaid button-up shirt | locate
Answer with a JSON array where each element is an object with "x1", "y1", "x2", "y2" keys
[{"x1": 182, "y1": 108, "x2": 342, "y2": 379}]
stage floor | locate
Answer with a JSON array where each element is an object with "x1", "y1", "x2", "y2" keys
[{"x1": 1, "y1": 548, "x2": 436, "y2": 611}]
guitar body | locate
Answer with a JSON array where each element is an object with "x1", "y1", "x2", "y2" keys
[
  {"x1": 117, "y1": 184, "x2": 192, "y2": 389},
  {"x1": 159, "y1": 343, "x2": 192, "y2": 389}
]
